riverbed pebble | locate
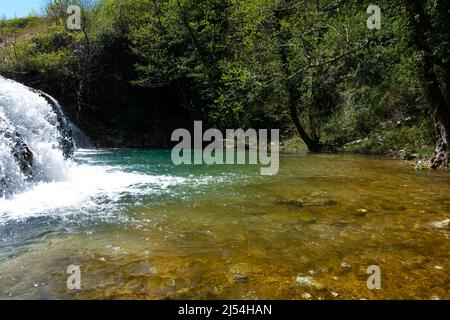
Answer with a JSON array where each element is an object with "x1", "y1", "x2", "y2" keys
[
  {"x1": 295, "y1": 274, "x2": 324, "y2": 290},
  {"x1": 354, "y1": 209, "x2": 368, "y2": 217},
  {"x1": 430, "y1": 219, "x2": 450, "y2": 230},
  {"x1": 340, "y1": 262, "x2": 352, "y2": 271}
]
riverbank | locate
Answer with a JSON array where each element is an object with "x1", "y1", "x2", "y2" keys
[{"x1": 280, "y1": 122, "x2": 445, "y2": 171}]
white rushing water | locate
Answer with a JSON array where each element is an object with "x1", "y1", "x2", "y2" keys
[
  {"x1": 0, "y1": 76, "x2": 72, "y2": 197},
  {"x1": 0, "y1": 158, "x2": 186, "y2": 221},
  {"x1": 0, "y1": 77, "x2": 187, "y2": 222}
]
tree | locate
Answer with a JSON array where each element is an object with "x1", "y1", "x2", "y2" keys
[
  {"x1": 129, "y1": 0, "x2": 231, "y2": 119},
  {"x1": 272, "y1": 0, "x2": 321, "y2": 151},
  {"x1": 405, "y1": 0, "x2": 450, "y2": 169}
]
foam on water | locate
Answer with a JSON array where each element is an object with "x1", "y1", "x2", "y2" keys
[
  {"x1": 0, "y1": 77, "x2": 70, "y2": 195},
  {"x1": 0, "y1": 77, "x2": 190, "y2": 222},
  {"x1": 0, "y1": 161, "x2": 187, "y2": 221},
  {"x1": 0, "y1": 78, "x2": 235, "y2": 225}
]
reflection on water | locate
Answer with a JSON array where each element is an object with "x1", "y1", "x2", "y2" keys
[{"x1": 0, "y1": 150, "x2": 449, "y2": 299}]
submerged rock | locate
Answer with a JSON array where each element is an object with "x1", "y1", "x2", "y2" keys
[
  {"x1": 291, "y1": 218, "x2": 318, "y2": 232},
  {"x1": 430, "y1": 219, "x2": 450, "y2": 230},
  {"x1": 297, "y1": 216, "x2": 318, "y2": 226},
  {"x1": 228, "y1": 263, "x2": 259, "y2": 284},
  {"x1": 274, "y1": 199, "x2": 305, "y2": 207},
  {"x1": 379, "y1": 203, "x2": 407, "y2": 211},
  {"x1": 295, "y1": 275, "x2": 314, "y2": 286},
  {"x1": 274, "y1": 198, "x2": 338, "y2": 208},
  {"x1": 340, "y1": 262, "x2": 352, "y2": 271},
  {"x1": 295, "y1": 274, "x2": 324, "y2": 290},
  {"x1": 331, "y1": 291, "x2": 339, "y2": 298},
  {"x1": 354, "y1": 209, "x2": 368, "y2": 217},
  {"x1": 302, "y1": 292, "x2": 312, "y2": 299},
  {"x1": 321, "y1": 200, "x2": 339, "y2": 206}
]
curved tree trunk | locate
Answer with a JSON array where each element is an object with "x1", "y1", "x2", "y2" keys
[
  {"x1": 405, "y1": 0, "x2": 450, "y2": 169},
  {"x1": 274, "y1": 1, "x2": 320, "y2": 152}
]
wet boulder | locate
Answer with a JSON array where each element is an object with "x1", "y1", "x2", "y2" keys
[
  {"x1": 0, "y1": 116, "x2": 34, "y2": 195},
  {"x1": 0, "y1": 77, "x2": 75, "y2": 198},
  {"x1": 31, "y1": 89, "x2": 75, "y2": 159}
]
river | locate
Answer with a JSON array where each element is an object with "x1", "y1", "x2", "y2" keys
[{"x1": 0, "y1": 150, "x2": 448, "y2": 299}]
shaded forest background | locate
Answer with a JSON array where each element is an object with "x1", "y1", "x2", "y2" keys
[{"x1": 0, "y1": 0, "x2": 449, "y2": 167}]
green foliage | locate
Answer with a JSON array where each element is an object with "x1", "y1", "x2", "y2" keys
[
  {"x1": 0, "y1": 16, "x2": 43, "y2": 37},
  {"x1": 1, "y1": 24, "x2": 76, "y2": 74},
  {"x1": 342, "y1": 119, "x2": 436, "y2": 160},
  {"x1": 0, "y1": 0, "x2": 446, "y2": 156}
]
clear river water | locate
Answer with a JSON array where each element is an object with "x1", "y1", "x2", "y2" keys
[{"x1": 0, "y1": 149, "x2": 449, "y2": 299}]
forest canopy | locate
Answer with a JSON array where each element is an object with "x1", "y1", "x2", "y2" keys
[{"x1": 0, "y1": 0, "x2": 448, "y2": 168}]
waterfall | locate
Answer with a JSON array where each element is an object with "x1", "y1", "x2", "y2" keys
[
  {"x1": 0, "y1": 76, "x2": 75, "y2": 198},
  {"x1": 71, "y1": 123, "x2": 94, "y2": 149},
  {"x1": 0, "y1": 77, "x2": 181, "y2": 221}
]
